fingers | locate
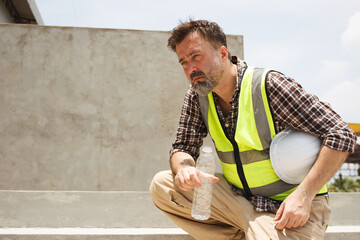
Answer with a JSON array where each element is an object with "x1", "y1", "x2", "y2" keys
[
  {"x1": 175, "y1": 167, "x2": 202, "y2": 191},
  {"x1": 274, "y1": 189, "x2": 313, "y2": 230},
  {"x1": 274, "y1": 202, "x2": 284, "y2": 221},
  {"x1": 276, "y1": 212, "x2": 307, "y2": 230},
  {"x1": 212, "y1": 176, "x2": 220, "y2": 183},
  {"x1": 174, "y1": 167, "x2": 218, "y2": 191},
  {"x1": 275, "y1": 217, "x2": 288, "y2": 230},
  {"x1": 175, "y1": 173, "x2": 193, "y2": 191},
  {"x1": 292, "y1": 218, "x2": 306, "y2": 229},
  {"x1": 200, "y1": 172, "x2": 219, "y2": 183},
  {"x1": 274, "y1": 203, "x2": 310, "y2": 230},
  {"x1": 275, "y1": 202, "x2": 291, "y2": 230}
]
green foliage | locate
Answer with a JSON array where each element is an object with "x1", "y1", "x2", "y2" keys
[{"x1": 328, "y1": 174, "x2": 360, "y2": 192}]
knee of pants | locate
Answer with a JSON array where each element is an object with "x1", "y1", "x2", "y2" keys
[{"x1": 149, "y1": 170, "x2": 172, "y2": 205}]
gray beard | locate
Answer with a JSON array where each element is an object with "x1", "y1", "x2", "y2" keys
[{"x1": 192, "y1": 78, "x2": 214, "y2": 96}]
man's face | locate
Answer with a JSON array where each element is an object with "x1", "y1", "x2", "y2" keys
[{"x1": 176, "y1": 31, "x2": 225, "y2": 96}]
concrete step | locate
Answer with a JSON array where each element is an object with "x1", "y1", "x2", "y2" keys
[
  {"x1": 0, "y1": 228, "x2": 194, "y2": 240},
  {"x1": 0, "y1": 191, "x2": 359, "y2": 228},
  {"x1": 326, "y1": 192, "x2": 360, "y2": 226},
  {"x1": 0, "y1": 191, "x2": 359, "y2": 239},
  {"x1": 0, "y1": 227, "x2": 359, "y2": 240},
  {"x1": 325, "y1": 226, "x2": 360, "y2": 240},
  {"x1": 0, "y1": 190, "x2": 176, "y2": 228}
]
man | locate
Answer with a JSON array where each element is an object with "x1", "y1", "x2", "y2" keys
[{"x1": 150, "y1": 20, "x2": 356, "y2": 239}]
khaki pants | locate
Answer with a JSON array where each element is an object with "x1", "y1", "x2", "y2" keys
[{"x1": 150, "y1": 170, "x2": 330, "y2": 240}]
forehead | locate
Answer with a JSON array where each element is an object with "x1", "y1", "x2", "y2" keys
[{"x1": 175, "y1": 31, "x2": 210, "y2": 57}]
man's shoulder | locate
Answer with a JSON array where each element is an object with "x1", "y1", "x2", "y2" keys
[
  {"x1": 265, "y1": 70, "x2": 299, "y2": 89},
  {"x1": 185, "y1": 86, "x2": 199, "y2": 99},
  {"x1": 183, "y1": 86, "x2": 201, "y2": 107}
]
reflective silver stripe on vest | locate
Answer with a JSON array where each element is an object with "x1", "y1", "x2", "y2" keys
[
  {"x1": 252, "y1": 68, "x2": 272, "y2": 149},
  {"x1": 217, "y1": 150, "x2": 235, "y2": 164},
  {"x1": 239, "y1": 149, "x2": 269, "y2": 164},
  {"x1": 251, "y1": 180, "x2": 298, "y2": 197},
  {"x1": 217, "y1": 149, "x2": 269, "y2": 165},
  {"x1": 199, "y1": 95, "x2": 209, "y2": 131}
]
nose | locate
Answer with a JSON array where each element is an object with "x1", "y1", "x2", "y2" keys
[{"x1": 186, "y1": 62, "x2": 197, "y2": 77}]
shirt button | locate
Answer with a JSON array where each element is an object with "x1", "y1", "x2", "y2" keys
[{"x1": 225, "y1": 123, "x2": 229, "y2": 128}]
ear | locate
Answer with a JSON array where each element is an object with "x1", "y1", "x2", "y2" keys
[{"x1": 219, "y1": 46, "x2": 229, "y2": 62}]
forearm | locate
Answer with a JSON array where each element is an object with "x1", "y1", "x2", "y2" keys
[
  {"x1": 297, "y1": 145, "x2": 349, "y2": 199},
  {"x1": 170, "y1": 151, "x2": 196, "y2": 175}
]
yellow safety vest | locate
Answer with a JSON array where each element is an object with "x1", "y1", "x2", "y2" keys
[{"x1": 198, "y1": 67, "x2": 327, "y2": 201}]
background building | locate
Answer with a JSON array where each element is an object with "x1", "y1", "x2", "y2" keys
[{"x1": 0, "y1": 0, "x2": 41, "y2": 24}]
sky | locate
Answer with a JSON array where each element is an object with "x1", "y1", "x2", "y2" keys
[{"x1": 34, "y1": 0, "x2": 360, "y2": 123}]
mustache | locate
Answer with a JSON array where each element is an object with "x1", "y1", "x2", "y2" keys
[{"x1": 190, "y1": 71, "x2": 206, "y2": 81}]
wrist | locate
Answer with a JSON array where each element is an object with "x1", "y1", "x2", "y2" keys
[
  {"x1": 295, "y1": 181, "x2": 317, "y2": 201},
  {"x1": 170, "y1": 151, "x2": 196, "y2": 175}
]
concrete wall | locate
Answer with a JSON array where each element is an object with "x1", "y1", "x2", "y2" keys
[
  {"x1": 0, "y1": 23, "x2": 244, "y2": 191},
  {"x1": 0, "y1": 1, "x2": 13, "y2": 23}
]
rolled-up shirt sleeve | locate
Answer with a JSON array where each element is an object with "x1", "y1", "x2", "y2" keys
[{"x1": 267, "y1": 71, "x2": 357, "y2": 153}]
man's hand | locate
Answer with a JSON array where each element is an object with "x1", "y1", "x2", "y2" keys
[
  {"x1": 274, "y1": 146, "x2": 349, "y2": 230},
  {"x1": 274, "y1": 189, "x2": 312, "y2": 230},
  {"x1": 175, "y1": 166, "x2": 219, "y2": 191}
]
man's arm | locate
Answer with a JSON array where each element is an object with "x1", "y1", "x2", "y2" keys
[
  {"x1": 169, "y1": 88, "x2": 218, "y2": 191},
  {"x1": 274, "y1": 146, "x2": 348, "y2": 229},
  {"x1": 170, "y1": 151, "x2": 196, "y2": 175},
  {"x1": 170, "y1": 151, "x2": 219, "y2": 192},
  {"x1": 266, "y1": 72, "x2": 356, "y2": 230}
]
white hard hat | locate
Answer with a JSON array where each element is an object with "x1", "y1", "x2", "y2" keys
[{"x1": 270, "y1": 127, "x2": 321, "y2": 184}]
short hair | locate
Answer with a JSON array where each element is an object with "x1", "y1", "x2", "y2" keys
[{"x1": 168, "y1": 19, "x2": 231, "y2": 60}]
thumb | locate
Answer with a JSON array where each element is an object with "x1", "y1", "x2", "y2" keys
[{"x1": 274, "y1": 202, "x2": 284, "y2": 221}]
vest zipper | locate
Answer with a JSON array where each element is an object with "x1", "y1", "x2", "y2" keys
[
  {"x1": 215, "y1": 102, "x2": 253, "y2": 198},
  {"x1": 229, "y1": 138, "x2": 253, "y2": 198}
]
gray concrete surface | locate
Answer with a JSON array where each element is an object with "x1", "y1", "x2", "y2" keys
[
  {"x1": 0, "y1": 228, "x2": 195, "y2": 240},
  {"x1": 0, "y1": 230, "x2": 358, "y2": 240},
  {"x1": 0, "y1": 233, "x2": 194, "y2": 240},
  {"x1": 0, "y1": 23, "x2": 243, "y2": 191},
  {"x1": 0, "y1": 191, "x2": 358, "y2": 239},
  {"x1": 0, "y1": 191, "x2": 358, "y2": 228},
  {"x1": 0, "y1": 237, "x2": 193, "y2": 240},
  {"x1": 0, "y1": 227, "x2": 359, "y2": 240},
  {"x1": 327, "y1": 192, "x2": 360, "y2": 226},
  {"x1": 325, "y1": 226, "x2": 360, "y2": 240},
  {"x1": 0, "y1": 190, "x2": 174, "y2": 228}
]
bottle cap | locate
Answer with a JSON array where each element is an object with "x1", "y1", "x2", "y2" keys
[{"x1": 202, "y1": 146, "x2": 212, "y2": 153}]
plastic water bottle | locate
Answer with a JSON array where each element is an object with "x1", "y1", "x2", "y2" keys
[{"x1": 191, "y1": 146, "x2": 216, "y2": 220}]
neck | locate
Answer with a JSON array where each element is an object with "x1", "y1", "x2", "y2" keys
[{"x1": 213, "y1": 61, "x2": 237, "y2": 104}]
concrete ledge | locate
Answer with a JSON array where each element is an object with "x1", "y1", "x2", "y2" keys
[
  {"x1": 0, "y1": 191, "x2": 359, "y2": 228},
  {"x1": 327, "y1": 193, "x2": 360, "y2": 226},
  {"x1": 0, "y1": 228, "x2": 193, "y2": 240},
  {"x1": 0, "y1": 227, "x2": 359, "y2": 240},
  {"x1": 0, "y1": 228, "x2": 188, "y2": 235},
  {"x1": 0, "y1": 190, "x2": 176, "y2": 228},
  {"x1": 325, "y1": 226, "x2": 360, "y2": 240}
]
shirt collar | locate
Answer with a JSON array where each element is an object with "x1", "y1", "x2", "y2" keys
[
  {"x1": 231, "y1": 56, "x2": 247, "y2": 90},
  {"x1": 228, "y1": 56, "x2": 247, "y2": 104}
]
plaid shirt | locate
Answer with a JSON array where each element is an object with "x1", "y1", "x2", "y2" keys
[{"x1": 171, "y1": 57, "x2": 357, "y2": 212}]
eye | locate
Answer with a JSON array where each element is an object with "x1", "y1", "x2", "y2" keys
[
  {"x1": 180, "y1": 60, "x2": 188, "y2": 69},
  {"x1": 193, "y1": 54, "x2": 200, "y2": 61}
]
